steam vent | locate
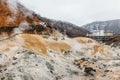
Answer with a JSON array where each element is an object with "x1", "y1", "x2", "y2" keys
[
  {"x1": 0, "y1": 0, "x2": 120, "y2": 80},
  {"x1": 0, "y1": 0, "x2": 40, "y2": 27}
]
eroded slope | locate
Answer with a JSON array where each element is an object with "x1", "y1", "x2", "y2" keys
[{"x1": 0, "y1": 34, "x2": 120, "y2": 80}]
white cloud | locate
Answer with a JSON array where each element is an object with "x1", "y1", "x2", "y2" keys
[{"x1": 19, "y1": 0, "x2": 120, "y2": 26}]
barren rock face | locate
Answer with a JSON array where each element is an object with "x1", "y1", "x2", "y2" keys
[
  {"x1": 0, "y1": 0, "x2": 40, "y2": 27},
  {"x1": 0, "y1": 0, "x2": 56, "y2": 40},
  {"x1": 0, "y1": 0, "x2": 43, "y2": 39}
]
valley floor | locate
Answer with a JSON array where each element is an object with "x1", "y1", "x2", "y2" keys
[{"x1": 0, "y1": 34, "x2": 120, "y2": 80}]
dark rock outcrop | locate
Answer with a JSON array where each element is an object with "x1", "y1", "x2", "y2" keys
[{"x1": 106, "y1": 36, "x2": 120, "y2": 47}]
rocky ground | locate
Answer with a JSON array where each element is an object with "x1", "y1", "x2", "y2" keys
[{"x1": 0, "y1": 34, "x2": 120, "y2": 80}]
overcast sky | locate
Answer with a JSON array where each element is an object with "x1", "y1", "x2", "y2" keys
[{"x1": 19, "y1": 0, "x2": 120, "y2": 26}]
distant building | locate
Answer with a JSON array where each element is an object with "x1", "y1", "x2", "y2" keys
[
  {"x1": 87, "y1": 30, "x2": 114, "y2": 36},
  {"x1": 104, "y1": 30, "x2": 114, "y2": 36}
]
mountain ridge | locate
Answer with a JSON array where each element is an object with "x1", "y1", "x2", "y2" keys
[
  {"x1": 82, "y1": 19, "x2": 120, "y2": 35},
  {"x1": 38, "y1": 16, "x2": 90, "y2": 37}
]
